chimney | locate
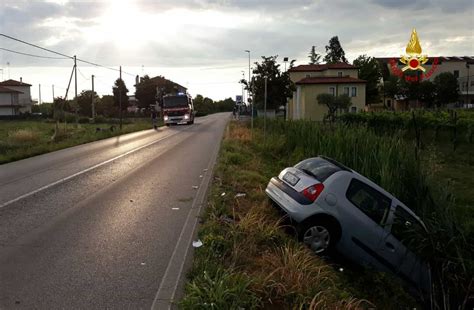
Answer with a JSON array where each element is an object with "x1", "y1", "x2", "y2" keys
[{"x1": 20, "y1": 77, "x2": 22, "y2": 83}]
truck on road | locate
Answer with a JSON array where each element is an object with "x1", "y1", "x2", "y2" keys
[{"x1": 162, "y1": 93, "x2": 195, "y2": 125}]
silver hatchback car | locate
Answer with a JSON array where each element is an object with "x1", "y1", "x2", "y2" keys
[{"x1": 265, "y1": 156, "x2": 431, "y2": 294}]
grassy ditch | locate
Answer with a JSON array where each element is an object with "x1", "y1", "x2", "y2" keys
[
  {"x1": 0, "y1": 118, "x2": 160, "y2": 164},
  {"x1": 180, "y1": 121, "x2": 430, "y2": 309}
]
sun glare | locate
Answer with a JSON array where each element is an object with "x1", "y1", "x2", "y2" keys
[{"x1": 85, "y1": 1, "x2": 255, "y2": 48}]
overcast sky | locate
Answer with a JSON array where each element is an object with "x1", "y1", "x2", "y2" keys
[{"x1": 0, "y1": 0, "x2": 473, "y2": 102}]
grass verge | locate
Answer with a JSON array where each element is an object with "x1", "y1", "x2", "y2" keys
[
  {"x1": 0, "y1": 118, "x2": 161, "y2": 164},
  {"x1": 180, "y1": 121, "x2": 426, "y2": 309}
]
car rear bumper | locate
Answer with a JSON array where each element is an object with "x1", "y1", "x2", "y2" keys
[{"x1": 265, "y1": 177, "x2": 315, "y2": 223}]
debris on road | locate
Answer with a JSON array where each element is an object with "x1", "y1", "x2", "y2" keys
[
  {"x1": 234, "y1": 193, "x2": 246, "y2": 198},
  {"x1": 172, "y1": 207, "x2": 180, "y2": 210},
  {"x1": 203, "y1": 168, "x2": 208, "y2": 172},
  {"x1": 192, "y1": 240, "x2": 203, "y2": 248},
  {"x1": 221, "y1": 192, "x2": 226, "y2": 197},
  {"x1": 141, "y1": 262, "x2": 146, "y2": 266},
  {"x1": 192, "y1": 186, "x2": 199, "y2": 189},
  {"x1": 130, "y1": 199, "x2": 134, "y2": 202},
  {"x1": 199, "y1": 175, "x2": 203, "y2": 178}
]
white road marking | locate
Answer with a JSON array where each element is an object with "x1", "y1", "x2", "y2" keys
[{"x1": 0, "y1": 129, "x2": 187, "y2": 210}]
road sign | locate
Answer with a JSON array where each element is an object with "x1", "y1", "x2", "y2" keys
[{"x1": 236, "y1": 95, "x2": 242, "y2": 105}]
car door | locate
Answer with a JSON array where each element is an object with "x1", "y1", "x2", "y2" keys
[
  {"x1": 381, "y1": 205, "x2": 431, "y2": 293},
  {"x1": 341, "y1": 178, "x2": 393, "y2": 271}
]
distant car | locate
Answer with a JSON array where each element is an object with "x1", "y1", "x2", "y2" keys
[{"x1": 265, "y1": 156, "x2": 431, "y2": 294}]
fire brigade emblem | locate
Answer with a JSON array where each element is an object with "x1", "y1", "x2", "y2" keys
[{"x1": 400, "y1": 28, "x2": 428, "y2": 72}]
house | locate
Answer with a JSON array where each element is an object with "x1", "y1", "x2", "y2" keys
[
  {"x1": 0, "y1": 78, "x2": 33, "y2": 116},
  {"x1": 287, "y1": 63, "x2": 366, "y2": 121},
  {"x1": 376, "y1": 56, "x2": 474, "y2": 109},
  {"x1": 146, "y1": 76, "x2": 187, "y2": 95}
]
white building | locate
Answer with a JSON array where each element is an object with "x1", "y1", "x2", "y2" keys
[{"x1": 0, "y1": 79, "x2": 33, "y2": 116}]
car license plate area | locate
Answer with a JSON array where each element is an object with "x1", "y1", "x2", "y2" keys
[{"x1": 283, "y1": 172, "x2": 299, "y2": 186}]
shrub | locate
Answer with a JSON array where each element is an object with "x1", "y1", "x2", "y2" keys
[{"x1": 8, "y1": 129, "x2": 39, "y2": 144}]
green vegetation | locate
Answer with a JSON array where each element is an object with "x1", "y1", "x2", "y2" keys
[
  {"x1": 183, "y1": 119, "x2": 472, "y2": 309},
  {"x1": 0, "y1": 118, "x2": 158, "y2": 164},
  {"x1": 193, "y1": 95, "x2": 234, "y2": 116},
  {"x1": 339, "y1": 110, "x2": 474, "y2": 143}
]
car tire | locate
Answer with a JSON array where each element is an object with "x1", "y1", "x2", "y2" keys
[{"x1": 298, "y1": 219, "x2": 339, "y2": 255}]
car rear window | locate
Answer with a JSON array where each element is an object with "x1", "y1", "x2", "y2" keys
[{"x1": 294, "y1": 158, "x2": 342, "y2": 182}]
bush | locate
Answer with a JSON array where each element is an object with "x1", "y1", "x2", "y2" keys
[
  {"x1": 78, "y1": 117, "x2": 90, "y2": 124},
  {"x1": 8, "y1": 129, "x2": 39, "y2": 144}
]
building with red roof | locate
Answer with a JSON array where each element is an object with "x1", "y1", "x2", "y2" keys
[
  {"x1": 287, "y1": 63, "x2": 366, "y2": 121},
  {"x1": 0, "y1": 78, "x2": 33, "y2": 116}
]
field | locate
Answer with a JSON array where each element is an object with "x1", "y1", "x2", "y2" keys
[
  {"x1": 0, "y1": 118, "x2": 158, "y2": 164},
  {"x1": 181, "y1": 118, "x2": 473, "y2": 309}
]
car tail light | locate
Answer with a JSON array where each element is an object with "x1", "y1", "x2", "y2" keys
[{"x1": 301, "y1": 183, "x2": 324, "y2": 202}]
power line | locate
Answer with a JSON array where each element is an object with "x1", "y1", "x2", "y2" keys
[
  {"x1": 76, "y1": 58, "x2": 136, "y2": 77},
  {"x1": 0, "y1": 33, "x2": 137, "y2": 77},
  {"x1": 0, "y1": 33, "x2": 73, "y2": 59},
  {"x1": 76, "y1": 67, "x2": 90, "y2": 81},
  {"x1": 0, "y1": 47, "x2": 70, "y2": 60}
]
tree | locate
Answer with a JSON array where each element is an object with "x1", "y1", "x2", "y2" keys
[
  {"x1": 418, "y1": 80, "x2": 436, "y2": 108},
  {"x1": 135, "y1": 75, "x2": 157, "y2": 109},
  {"x1": 308, "y1": 46, "x2": 322, "y2": 64},
  {"x1": 244, "y1": 56, "x2": 295, "y2": 110},
  {"x1": 77, "y1": 90, "x2": 99, "y2": 117},
  {"x1": 353, "y1": 55, "x2": 382, "y2": 104},
  {"x1": 112, "y1": 78, "x2": 129, "y2": 112},
  {"x1": 384, "y1": 75, "x2": 401, "y2": 99},
  {"x1": 317, "y1": 93, "x2": 351, "y2": 123},
  {"x1": 324, "y1": 36, "x2": 348, "y2": 64},
  {"x1": 97, "y1": 95, "x2": 115, "y2": 117},
  {"x1": 434, "y1": 72, "x2": 459, "y2": 106}
]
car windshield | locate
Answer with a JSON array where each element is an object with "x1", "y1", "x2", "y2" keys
[
  {"x1": 163, "y1": 96, "x2": 189, "y2": 108},
  {"x1": 295, "y1": 158, "x2": 343, "y2": 182}
]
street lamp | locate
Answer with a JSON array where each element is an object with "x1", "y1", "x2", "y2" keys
[{"x1": 245, "y1": 50, "x2": 252, "y2": 130}]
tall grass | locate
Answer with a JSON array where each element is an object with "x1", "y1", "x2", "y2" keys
[
  {"x1": 255, "y1": 118, "x2": 472, "y2": 309},
  {"x1": 182, "y1": 121, "x2": 416, "y2": 309}
]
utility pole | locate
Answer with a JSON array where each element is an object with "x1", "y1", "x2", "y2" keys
[
  {"x1": 467, "y1": 63, "x2": 470, "y2": 107},
  {"x1": 91, "y1": 75, "x2": 95, "y2": 119},
  {"x1": 52, "y1": 84, "x2": 55, "y2": 101},
  {"x1": 119, "y1": 66, "x2": 122, "y2": 130},
  {"x1": 245, "y1": 50, "x2": 252, "y2": 130},
  {"x1": 264, "y1": 76, "x2": 267, "y2": 142},
  {"x1": 241, "y1": 71, "x2": 245, "y2": 113},
  {"x1": 74, "y1": 55, "x2": 78, "y2": 125},
  {"x1": 39, "y1": 84, "x2": 42, "y2": 105}
]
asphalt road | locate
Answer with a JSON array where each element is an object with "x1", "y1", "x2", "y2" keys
[{"x1": 0, "y1": 113, "x2": 229, "y2": 309}]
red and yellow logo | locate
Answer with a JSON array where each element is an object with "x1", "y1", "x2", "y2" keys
[
  {"x1": 400, "y1": 28, "x2": 428, "y2": 72},
  {"x1": 389, "y1": 28, "x2": 439, "y2": 82}
]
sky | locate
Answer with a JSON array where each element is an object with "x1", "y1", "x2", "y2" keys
[{"x1": 0, "y1": 0, "x2": 473, "y2": 103}]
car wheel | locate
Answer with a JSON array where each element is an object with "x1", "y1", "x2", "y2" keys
[{"x1": 299, "y1": 220, "x2": 337, "y2": 255}]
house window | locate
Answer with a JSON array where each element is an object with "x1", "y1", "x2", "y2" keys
[
  {"x1": 329, "y1": 87, "x2": 335, "y2": 96},
  {"x1": 338, "y1": 71, "x2": 343, "y2": 77},
  {"x1": 387, "y1": 99, "x2": 392, "y2": 107},
  {"x1": 351, "y1": 87, "x2": 357, "y2": 97},
  {"x1": 351, "y1": 107, "x2": 357, "y2": 113},
  {"x1": 343, "y1": 86, "x2": 350, "y2": 96},
  {"x1": 306, "y1": 74, "x2": 311, "y2": 78},
  {"x1": 453, "y1": 70, "x2": 459, "y2": 78}
]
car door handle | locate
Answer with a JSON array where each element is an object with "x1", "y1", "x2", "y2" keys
[{"x1": 385, "y1": 242, "x2": 395, "y2": 252}]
